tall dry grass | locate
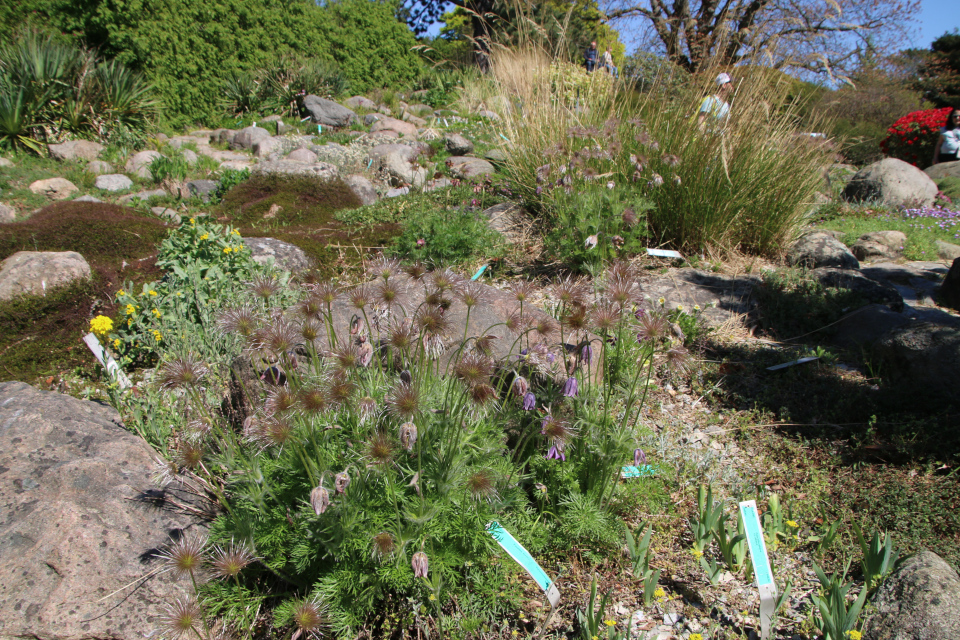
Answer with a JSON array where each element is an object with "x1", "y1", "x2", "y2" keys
[{"x1": 488, "y1": 46, "x2": 834, "y2": 255}]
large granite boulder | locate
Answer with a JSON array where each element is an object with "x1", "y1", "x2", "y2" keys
[
  {"x1": 302, "y1": 95, "x2": 357, "y2": 127},
  {"x1": 242, "y1": 237, "x2": 314, "y2": 272},
  {"x1": 186, "y1": 179, "x2": 218, "y2": 202},
  {"x1": 937, "y1": 240, "x2": 960, "y2": 261},
  {"x1": 0, "y1": 382, "x2": 204, "y2": 640},
  {"x1": 344, "y1": 96, "x2": 377, "y2": 110},
  {"x1": 923, "y1": 159, "x2": 960, "y2": 181},
  {"x1": 873, "y1": 323, "x2": 960, "y2": 407},
  {"x1": 343, "y1": 174, "x2": 378, "y2": 206},
  {"x1": 842, "y1": 158, "x2": 939, "y2": 208},
  {"x1": 252, "y1": 136, "x2": 283, "y2": 158},
  {"x1": 94, "y1": 174, "x2": 133, "y2": 192},
  {"x1": 124, "y1": 150, "x2": 162, "y2": 180},
  {"x1": 250, "y1": 161, "x2": 338, "y2": 180},
  {"x1": 0, "y1": 251, "x2": 91, "y2": 301},
  {"x1": 48, "y1": 140, "x2": 103, "y2": 162},
  {"x1": 28, "y1": 178, "x2": 78, "y2": 201},
  {"x1": 810, "y1": 267, "x2": 904, "y2": 311},
  {"x1": 0, "y1": 203, "x2": 15, "y2": 223},
  {"x1": 851, "y1": 231, "x2": 907, "y2": 262},
  {"x1": 787, "y1": 232, "x2": 859, "y2": 269},
  {"x1": 369, "y1": 145, "x2": 425, "y2": 186},
  {"x1": 444, "y1": 133, "x2": 474, "y2": 156},
  {"x1": 85, "y1": 160, "x2": 115, "y2": 175},
  {"x1": 370, "y1": 116, "x2": 417, "y2": 139},
  {"x1": 445, "y1": 156, "x2": 495, "y2": 180},
  {"x1": 287, "y1": 147, "x2": 319, "y2": 163},
  {"x1": 862, "y1": 550, "x2": 960, "y2": 640},
  {"x1": 231, "y1": 126, "x2": 271, "y2": 151}
]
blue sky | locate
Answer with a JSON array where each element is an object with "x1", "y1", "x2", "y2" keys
[{"x1": 917, "y1": 0, "x2": 960, "y2": 49}]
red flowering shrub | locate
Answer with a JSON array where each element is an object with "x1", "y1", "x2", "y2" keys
[{"x1": 880, "y1": 107, "x2": 953, "y2": 169}]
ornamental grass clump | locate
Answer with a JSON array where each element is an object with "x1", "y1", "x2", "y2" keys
[
  {"x1": 492, "y1": 47, "x2": 833, "y2": 256},
  {"x1": 142, "y1": 258, "x2": 694, "y2": 635}
]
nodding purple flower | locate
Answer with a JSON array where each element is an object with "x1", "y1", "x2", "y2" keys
[
  {"x1": 411, "y1": 551, "x2": 429, "y2": 578},
  {"x1": 357, "y1": 341, "x2": 373, "y2": 367},
  {"x1": 634, "y1": 448, "x2": 647, "y2": 466},
  {"x1": 536, "y1": 186, "x2": 543, "y2": 195},
  {"x1": 512, "y1": 375, "x2": 529, "y2": 398},
  {"x1": 585, "y1": 234, "x2": 598, "y2": 250},
  {"x1": 634, "y1": 308, "x2": 646, "y2": 320},
  {"x1": 562, "y1": 376, "x2": 578, "y2": 397},
  {"x1": 547, "y1": 352, "x2": 556, "y2": 364},
  {"x1": 399, "y1": 422, "x2": 418, "y2": 452},
  {"x1": 522, "y1": 391, "x2": 536, "y2": 411},
  {"x1": 310, "y1": 485, "x2": 330, "y2": 515},
  {"x1": 546, "y1": 444, "x2": 566, "y2": 461},
  {"x1": 335, "y1": 471, "x2": 351, "y2": 494},
  {"x1": 580, "y1": 343, "x2": 592, "y2": 365},
  {"x1": 400, "y1": 369, "x2": 412, "y2": 385}
]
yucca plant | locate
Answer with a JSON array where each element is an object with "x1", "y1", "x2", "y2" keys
[
  {"x1": 220, "y1": 71, "x2": 263, "y2": 116},
  {"x1": 0, "y1": 85, "x2": 42, "y2": 153},
  {"x1": 93, "y1": 60, "x2": 160, "y2": 130}
]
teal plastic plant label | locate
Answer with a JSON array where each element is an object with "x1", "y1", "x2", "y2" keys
[
  {"x1": 739, "y1": 500, "x2": 777, "y2": 639},
  {"x1": 487, "y1": 522, "x2": 560, "y2": 607},
  {"x1": 620, "y1": 465, "x2": 657, "y2": 478}
]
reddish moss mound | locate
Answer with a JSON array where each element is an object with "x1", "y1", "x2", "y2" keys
[
  {"x1": 218, "y1": 174, "x2": 396, "y2": 274},
  {"x1": 0, "y1": 202, "x2": 169, "y2": 383}
]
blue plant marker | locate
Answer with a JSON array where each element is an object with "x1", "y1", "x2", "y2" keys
[
  {"x1": 739, "y1": 500, "x2": 777, "y2": 639},
  {"x1": 500, "y1": 133, "x2": 510, "y2": 142},
  {"x1": 471, "y1": 264, "x2": 487, "y2": 280},
  {"x1": 487, "y1": 522, "x2": 560, "y2": 607},
  {"x1": 318, "y1": 124, "x2": 322, "y2": 135},
  {"x1": 621, "y1": 465, "x2": 657, "y2": 478}
]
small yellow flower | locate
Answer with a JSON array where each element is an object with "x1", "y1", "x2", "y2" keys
[
  {"x1": 152, "y1": 308, "x2": 161, "y2": 318},
  {"x1": 223, "y1": 247, "x2": 232, "y2": 253},
  {"x1": 116, "y1": 289, "x2": 125, "y2": 297},
  {"x1": 231, "y1": 229, "x2": 240, "y2": 236},
  {"x1": 428, "y1": 594, "x2": 436, "y2": 601},
  {"x1": 676, "y1": 304, "x2": 684, "y2": 312},
  {"x1": 125, "y1": 304, "x2": 137, "y2": 315},
  {"x1": 592, "y1": 636, "x2": 598, "y2": 640},
  {"x1": 189, "y1": 217, "x2": 195, "y2": 224},
  {"x1": 693, "y1": 304, "x2": 700, "y2": 311},
  {"x1": 692, "y1": 549, "x2": 704, "y2": 558},
  {"x1": 127, "y1": 319, "x2": 132, "y2": 327},
  {"x1": 657, "y1": 297, "x2": 665, "y2": 306},
  {"x1": 603, "y1": 620, "x2": 615, "y2": 627},
  {"x1": 89, "y1": 315, "x2": 113, "y2": 337},
  {"x1": 151, "y1": 330, "x2": 162, "y2": 341},
  {"x1": 690, "y1": 635, "x2": 704, "y2": 640},
  {"x1": 846, "y1": 632, "x2": 862, "y2": 640},
  {"x1": 112, "y1": 338, "x2": 121, "y2": 348},
  {"x1": 148, "y1": 290, "x2": 158, "y2": 297},
  {"x1": 199, "y1": 233, "x2": 209, "y2": 240},
  {"x1": 787, "y1": 520, "x2": 799, "y2": 528},
  {"x1": 511, "y1": 632, "x2": 518, "y2": 637},
  {"x1": 653, "y1": 588, "x2": 666, "y2": 599}
]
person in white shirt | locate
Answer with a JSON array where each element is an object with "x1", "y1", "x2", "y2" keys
[
  {"x1": 602, "y1": 48, "x2": 617, "y2": 78},
  {"x1": 697, "y1": 73, "x2": 734, "y2": 129},
  {"x1": 933, "y1": 107, "x2": 960, "y2": 165}
]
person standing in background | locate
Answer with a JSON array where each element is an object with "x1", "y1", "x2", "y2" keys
[
  {"x1": 932, "y1": 107, "x2": 960, "y2": 165},
  {"x1": 697, "y1": 73, "x2": 734, "y2": 129},
  {"x1": 602, "y1": 48, "x2": 617, "y2": 78},
  {"x1": 584, "y1": 41, "x2": 598, "y2": 72}
]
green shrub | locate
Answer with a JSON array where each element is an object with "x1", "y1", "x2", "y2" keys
[
  {"x1": 149, "y1": 153, "x2": 190, "y2": 183},
  {"x1": 388, "y1": 206, "x2": 503, "y2": 267}
]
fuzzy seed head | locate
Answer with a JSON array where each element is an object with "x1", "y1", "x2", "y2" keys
[
  {"x1": 371, "y1": 532, "x2": 395, "y2": 560},
  {"x1": 249, "y1": 274, "x2": 280, "y2": 300},
  {"x1": 211, "y1": 541, "x2": 255, "y2": 579},
  {"x1": 217, "y1": 306, "x2": 259, "y2": 338},
  {"x1": 158, "y1": 355, "x2": 209, "y2": 390},
  {"x1": 386, "y1": 383, "x2": 420, "y2": 421},
  {"x1": 365, "y1": 431, "x2": 395, "y2": 466},
  {"x1": 159, "y1": 534, "x2": 208, "y2": 580},
  {"x1": 160, "y1": 597, "x2": 204, "y2": 639},
  {"x1": 290, "y1": 596, "x2": 328, "y2": 640},
  {"x1": 465, "y1": 469, "x2": 498, "y2": 502}
]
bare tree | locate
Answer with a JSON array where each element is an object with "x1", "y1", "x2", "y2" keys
[{"x1": 603, "y1": 0, "x2": 920, "y2": 79}]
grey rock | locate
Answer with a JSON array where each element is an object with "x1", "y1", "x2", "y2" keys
[
  {"x1": 345, "y1": 96, "x2": 377, "y2": 110},
  {"x1": 923, "y1": 159, "x2": 960, "y2": 181},
  {"x1": 874, "y1": 323, "x2": 960, "y2": 407},
  {"x1": 85, "y1": 160, "x2": 115, "y2": 175},
  {"x1": 851, "y1": 231, "x2": 907, "y2": 262},
  {"x1": 124, "y1": 150, "x2": 162, "y2": 179},
  {"x1": 259, "y1": 115, "x2": 283, "y2": 123},
  {"x1": 385, "y1": 186, "x2": 410, "y2": 198},
  {"x1": 232, "y1": 126, "x2": 271, "y2": 151},
  {"x1": 787, "y1": 232, "x2": 859, "y2": 269},
  {"x1": 302, "y1": 95, "x2": 357, "y2": 127},
  {"x1": 343, "y1": 174, "x2": 378, "y2": 206},
  {"x1": 363, "y1": 113, "x2": 383, "y2": 126},
  {"x1": 424, "y1": 177, "x2": 454, "y2": 192},
  {"x1": 0, "y1": 382, "x2": 201, "y2": 640},
  {"x1": 28, "y1": 177, "x2": 78, "y2": 200},
  {"x1": 182, "y1": 149, "x2": 199, "y2": 164},
  {"x1": 73, "y1": 195, "x2": 103, "y2": 203},
  {"x1": 446, "y1": 156, "x2": 495, "y2": 180},
  {"x1": 251, "y1": 160, "x2": 338, "y2": 180},
  {"x1": 444, "y1": 133, "x2": 474, "y2": 155},
  {"x1": 0, "y1": 251, "x2": 91, "y2": 301},
  {"x1": 862, "y1": 550, "x2": 960, "y2": 640},
  {"x1": 287, "y1": 147, "x2": 319, "y2": 163},
  {"x1": 48, "y1": 140, "x2": 103, "y2": 162},
  {"x1": 117, "y1": 189, "x2": 168, "y2": 205},
  {"x1": 252, "y1": 136, "x2": 283, "y2": 158},
  {"x1": 187, "y1": 179, "x2": 218, "y2": 202},
  {"x1": 242, "y1": 237, "x2": 314, "y2": 272},
  {"x1": 370, "y1": 116, "x2": 418, "y2": 138},
  {"x1": 402, "y1": 113, "x2": 427, "y2": 127},
  {"x1": 94, "y1": 173, "x2": 134, "y2": 192},
  {"x1": 831, "y1": 304, "x2": 911, "y2": 349},
  {"x1": 151, "y1": 206, "x2": 181, "y2": 225},
  {"x1": 941, "y1": 258, "x2": 960, "y2": 311},
  {"x1": 372, "y1": 147, "x2": 425, "y2": 186},
  {"x1": 936, "y1": 240, "x2": 960, "y2": 261},
  {"x1": 0, "y1": 202, "x2": 16, "y2": 223},
  {"x1": 478, "y1": 109, "x2": 501, "y2": 120},
  {"x1": 638, "y1": 268, "x2": 760, "y2": 327},
  {"x1": 859, "y1": 261, "x2": 947, "y2": 308},
  {"x1": 0, "y1": 157, "x2": 12, "y2": 167},
  {"x1": 368, "y1": 143, "x2": 420, "y2": 162},
  {"x1": 485, "y1": 149, "x2": 507, "y2": 163},
  {"x1": 810, "y1": 267, "x2": 903, "y2": 311},
  {"x1": 378, "y1": 104, "x2": 392, "y2": 115},
  {"x1": 842, "y1": 158, "x2": 939, "y2": 208},
  {"x1": 276, "y1": 121, "x2": 294, "y2": 135},
  {"x1": 214, "y1": 128, "x2": 238, "y2": 145},
  {"x1": 406, "y1": 103, "x2": 434, "y2": 117}
]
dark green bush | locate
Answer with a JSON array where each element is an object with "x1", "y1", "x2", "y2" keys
[{"x1": 389, "y1": 205, "x2": 503, "y2": 267}]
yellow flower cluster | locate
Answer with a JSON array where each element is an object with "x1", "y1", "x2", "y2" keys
[
  {"x1": 653, "y1": 587, "x2": 666, "y2": 599},
  {"x1": 148, "y1": 290, "x2": 158, "y2": 297},
  {"x1": 116, "y1": 289, "x2": 125, "y2": 297},
  {"x1": 89, "y1": 315, "x2": 113, "y2": 337},
  {"x1": 846, "y1": 631, "x2": 862, "y2": 640},
  {"x1": 689, "y1": 634, "x2": 704, "y2": 640},
  {"x1": 787, "y1": 520, "x2": 799, "y2": 528},
  {"x1": 199, "y1": 234, "x2": 209, "y2": 241},
  {"x1": 125, "y1": 304, "x2": 137, "y2": 315},
  {"x1": 603, "y1": 620, "x2": 615, "y2": 627},
  {"x1": 151, "y1": 329, "x2": 163, "y2": 341},
  {"x1": 152, "y1": 308, "x2": 161, "y2": 318},
  {"x1": 113, "y1": 338, "x2": 121, "y2": 348}
]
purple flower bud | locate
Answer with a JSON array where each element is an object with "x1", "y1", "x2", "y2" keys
[
  {"x1": 310, "y1": 485, "x2": 330, "y2": 515},
  {"x1": 547, "y1": 352, "x2": 556, "y2": 364},
  {"x1": 546, "y1": 444, "x2": 566, "y2": 461},
  {"x1": 512, "y1": 375, "x2": 529, "y2": 398},
  {"x1": 580, "y1": 343, "x2": 592, "y2": 365},
  {"x1": 357, "y1": 341, "x2": 373, "y2": 367},
  {"x1": 562, "y1": 376, "x2": 578, "y2": 397},
  {"x1": 412, "y1": 551, "x2": 429, "y2": 578},
  {"x1": 634, "y1": 448, "x2": 646, "y2": 466},
  {"x1": 522, "y1": 391, "x2": 536, "y2": 411}
]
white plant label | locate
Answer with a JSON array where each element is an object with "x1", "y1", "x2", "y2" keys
[
  {"x1": 739, "y1": 500, "x2": 777, "y2": 639},
  {"x1": 83, "y1": 333, "x2": 132, "y2": 389}
]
